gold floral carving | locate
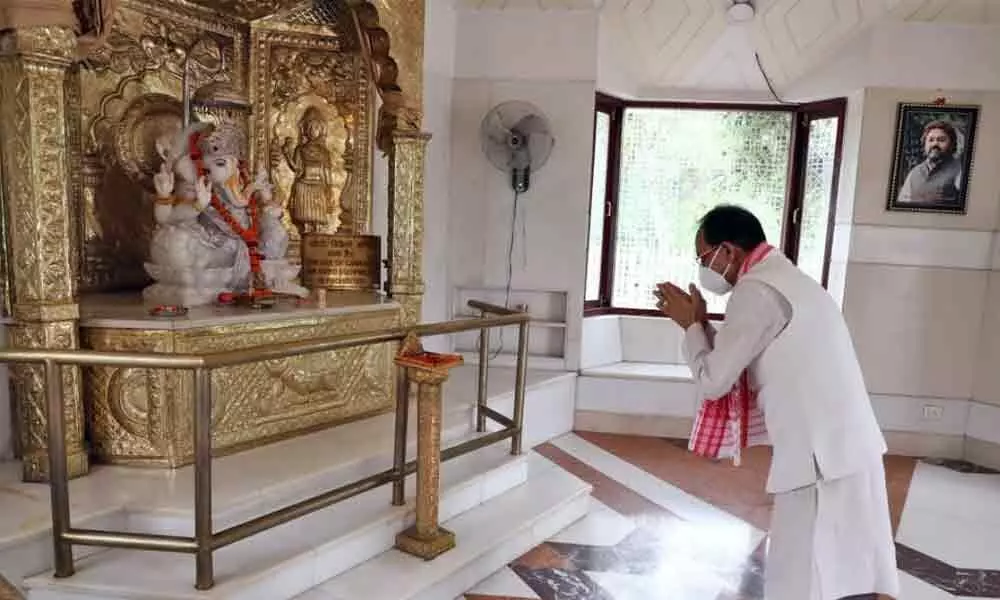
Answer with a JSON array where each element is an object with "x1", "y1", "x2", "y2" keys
[
  {"x1": 8, "y1": 320, "x2": 88, "y2": 482},
  {"x1": 185, "y1": 0, "x2": 304, "y2": 22},
  {"x1": 0, "y1": 28, "x2": 78, "y2": 308},
  {"x1": 344, "y1": 0, "x2": 422, "y2": 152},
  {"x1": 371, "y1": 0, "x2": 423, "y2": 128},
  {"x1": 82, "y1": 306, "x2": 401, "y2": 467},
  {"x1": 0, "y1": 2, "x2": 428, "y2": 481},
  {"x1": 0, "y1": 26, "x2": 89, "y2": 482},
  {"x1": 76, "y1": 0, "x2": 243, "y2": 292},
  {"x1": 388, "y1": 131, "x2": 429, "y2": 325},
  {"x1": 0, "y1": 26, "x2": 78, "y2": 60},
  {"x1": 0, "y1": 144, "x2": 9, "y2": 317},
  {"x1": 252, "y1": 17, "x2": 373, "y2": 235}
]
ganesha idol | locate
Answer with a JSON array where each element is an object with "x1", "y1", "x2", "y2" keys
[{"x1": 144, "y1": 122, "x2": 307, "y2": 307}]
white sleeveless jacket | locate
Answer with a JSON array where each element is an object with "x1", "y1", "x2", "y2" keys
[{"x1": 740, "y1": 252, "x2": 886, "y2": 493}]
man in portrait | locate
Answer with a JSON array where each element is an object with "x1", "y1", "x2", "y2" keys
[{"x1": 896, "y1": 119, "x2": 963, "y2": 206}]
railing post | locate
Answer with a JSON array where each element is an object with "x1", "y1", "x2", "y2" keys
[
  {"x1": 394, "y1": 333, "x2": 463, "y2": 560},
  {"x1": 476, "y1": 315, "x2": 489, "y2": 433},
  {"x1": 512, "y1": 321, "x2": 530, "y2": 456},
  {"x1": 392, "y1": 365, "x2": 410, "y2": 506},
  {"x1": 44, "y1": 359, "x2": 74, "y2": 578},
  {"x1": 193, "y1": 368, "x2": 214, "y2": 590}
]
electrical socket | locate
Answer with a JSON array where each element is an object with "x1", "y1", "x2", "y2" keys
[{"x1": 922, "y1": 404, "x2": 944, "y2": 420}]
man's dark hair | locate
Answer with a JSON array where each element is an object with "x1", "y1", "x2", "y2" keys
[
  {"x1": 921, "y1": 120, "x2": 957, "y2": 149},
  {"x1": 698, "y1": 205, "x2": 767, "y2": 251}
]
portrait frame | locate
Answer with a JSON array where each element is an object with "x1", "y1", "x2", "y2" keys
[{"x1": 885, "y1": 102, "x2": 979, "y2": 215}]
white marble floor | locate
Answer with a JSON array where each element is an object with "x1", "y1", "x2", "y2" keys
[{"x1": 462, "y1": 433, "x2": 1000, "y2": 600}]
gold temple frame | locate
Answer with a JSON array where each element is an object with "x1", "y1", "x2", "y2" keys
[{"x1": 0, "y1": 0, "x2": 429, "y2": 482}]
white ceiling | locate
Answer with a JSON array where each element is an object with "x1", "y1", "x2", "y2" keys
[{"x1": 458, "y1": 0, "x2": 1000, "y2": 93}]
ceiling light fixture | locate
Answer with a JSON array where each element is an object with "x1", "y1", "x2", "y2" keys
[{"x1": 727, "y1": 0, "x2": 755, "y2": 23}]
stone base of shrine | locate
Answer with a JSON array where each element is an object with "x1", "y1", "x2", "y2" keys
[{"x1": 78, "y1": 292, "x2": 402, "y2": 468}]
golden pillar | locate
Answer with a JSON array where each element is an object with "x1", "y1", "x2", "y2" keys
[
  {"x1": 387, "y1": 131, "x2": 430, "y2": 326},
  {"x1": 374, "y1": 0, "x2": 425, "y2": 121},
  {"x1": 0, "y1": 26, "x2": 88, "y2": 482},
  {"x1": 394, "y1": 334, "x2": 463, "y2": 559}
]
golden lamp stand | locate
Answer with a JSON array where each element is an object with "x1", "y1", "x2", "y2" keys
[{"x1": 393, "y1": 333, "x2": 464, "y2": 560}]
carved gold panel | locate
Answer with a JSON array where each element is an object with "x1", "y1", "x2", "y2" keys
[
  {"x1": 73, "y1": 0, "x2": 245, "y2": 293},
  {"x1": 252, "y1": 9, "x2": 374, "y2": 237},
  {"x1": 70, "y1": 0, "x2": 391, "y2": 294},
  {"x1": 372, "y1": 0, "x2": 423, "y2": 125},
  {"x1": 9, "y1": 319, "x2": 88, "y2": 481},
  {"x1": 82, "y1": 305, "x2": 401, "y2": 467}
]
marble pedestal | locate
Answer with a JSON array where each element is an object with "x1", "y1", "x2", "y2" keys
[{"x1": 78, "y1": 292, "x2": 402, "y2": 467}]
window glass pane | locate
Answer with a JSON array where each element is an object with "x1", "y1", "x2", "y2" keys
[
  {"x1": 612, "y1": 108, "x2": 792, "y2": 312},
  {"x1": 585, "y1": 111, "x2": 611, "y2": 302},
  {"x1": 797, "y1": 116, "x2": 839, "y2": 284}
]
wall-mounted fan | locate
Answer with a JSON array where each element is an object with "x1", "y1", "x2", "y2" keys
[{"x1": 480, "y1": 101, "x2": 555, "y2": 193}]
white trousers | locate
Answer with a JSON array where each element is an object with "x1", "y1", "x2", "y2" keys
[{"x1": 765, "y1": 458, "x2": 899, "y2": 600}]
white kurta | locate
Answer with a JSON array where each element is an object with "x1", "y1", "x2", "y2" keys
[
  {"x1": 767, "y1": 456, "x2": 898, "y2": 599},
  {"x1": 683, "y1": 279, "x2": 899, "y2": 600}
]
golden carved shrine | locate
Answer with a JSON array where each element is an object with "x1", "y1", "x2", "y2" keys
[{"x1": 0, "y1": 0, "x2": 428, "y2": 482}]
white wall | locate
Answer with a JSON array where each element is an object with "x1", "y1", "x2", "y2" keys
[
  {"x1": 835, "y1": 86, "x2": 1000, "y2": 452},
  {"x1": 771, "y1": 22, "x2": 1000, "y2": 451},
  {"x1": 420, "y1": 0, "x2": 458, "y2": 351},
  {"x1": 448, "y1": 8, "x2": 599, "y2": 370},
  {"x1": 410, "y1": 9, "x2": 1000, "y2": 455},
  {"x1": 595, "y1": 7, "x2": 639, "y2": 98},
  {"x1": 579, "y1": 18, "x2": 1000, "y2": 453}
]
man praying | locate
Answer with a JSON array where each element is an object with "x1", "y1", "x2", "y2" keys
[{"x1": 655, "y1": 205, "x2": 898, "y2": 600}]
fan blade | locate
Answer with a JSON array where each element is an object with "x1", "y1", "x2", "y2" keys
[
  {"x1": 510, "y1": 114, "x2": 549, "y2": 136},
  {"x1": 487, "y1": 110, "x2": 513, "y2": 137}
]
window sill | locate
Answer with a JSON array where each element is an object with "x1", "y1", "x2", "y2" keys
[{"x1": 584, "y1": 307, "x2": 724, "y2": 321}]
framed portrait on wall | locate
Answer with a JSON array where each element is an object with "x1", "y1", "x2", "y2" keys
[{"x1": 885, "y1": 102, "x2": 979, "y2": 214}]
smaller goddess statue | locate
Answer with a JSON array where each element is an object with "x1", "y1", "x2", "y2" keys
[{"x1": 280, "y1": 107, "x2": 345, "y2": 234}]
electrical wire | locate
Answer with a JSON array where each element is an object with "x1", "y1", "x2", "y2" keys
[
  {"x1": 476, "y1": 187, "x2": 521, "y2": 360},
  {"x1": 754, "y1": 51, "x2": 790, "y2": 105},
  {"x1": 492, "y1": 187, "x2": 520, "y2": 358}
]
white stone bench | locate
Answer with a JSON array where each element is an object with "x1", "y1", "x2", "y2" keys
[
  {"x1": 576, "y1": 360, "x2": 697, "y2": 439},
  {"x1": 576, "y1": 316, "x2": 1000, "y2": 467},
  {"x1": 582, "y1": 362, "x2": 693, "y2": 381}
]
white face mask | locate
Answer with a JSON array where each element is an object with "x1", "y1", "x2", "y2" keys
[{"x1": 698, "y1": 247, "x2": 733, "y2": 295}]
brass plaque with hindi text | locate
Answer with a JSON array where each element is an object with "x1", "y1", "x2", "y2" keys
[{"x1": 301, "y1": 233, "x2": 381, "y2": 291}]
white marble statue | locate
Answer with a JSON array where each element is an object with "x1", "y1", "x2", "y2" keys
[
  {"x1": 143, "y1": 122, "x2": 307, "y2": 307},
  {"x1": 143, "y1": 126, "x2": 231, "y2": 306},
  {"x1": 194, "y1": 123, "x2": 307, "y2": 300}
]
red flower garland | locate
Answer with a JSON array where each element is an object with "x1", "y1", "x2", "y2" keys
[{"x1": 188, "y1": 130, "x2": 271, "y2": 300}]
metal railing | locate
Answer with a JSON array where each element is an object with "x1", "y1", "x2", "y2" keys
[{"x1": 0, "y1": 300, "x2": 530, "y2": 590}]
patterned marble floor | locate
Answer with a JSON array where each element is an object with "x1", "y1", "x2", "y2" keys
[{"x1": 463, "y1": 432, "x2": 1000, "y2": 600}]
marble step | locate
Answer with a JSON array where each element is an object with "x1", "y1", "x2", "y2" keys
[
  {"x1": 24, "y1": 444, "x2": 530, "y2": 600},
  {"x1": 0, "y1": 393, "x2": 476, "y2": 592},
  {"x1": 0, "y1": 365, "x2": 575, "y2": 593},
  {"x1": 123, "y1": 395, "x2": 480, "y2": 536},
  {"x1": 295, "y1": 454, "x2": 592, "y2": 600}
]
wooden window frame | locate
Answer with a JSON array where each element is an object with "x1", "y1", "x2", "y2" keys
[
  {"x1": 584, "y1": 93, "x2": 624, "y2": 311},
  {"x1": 584, "y1": 95, "x2": 847, "y2": 320}
]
